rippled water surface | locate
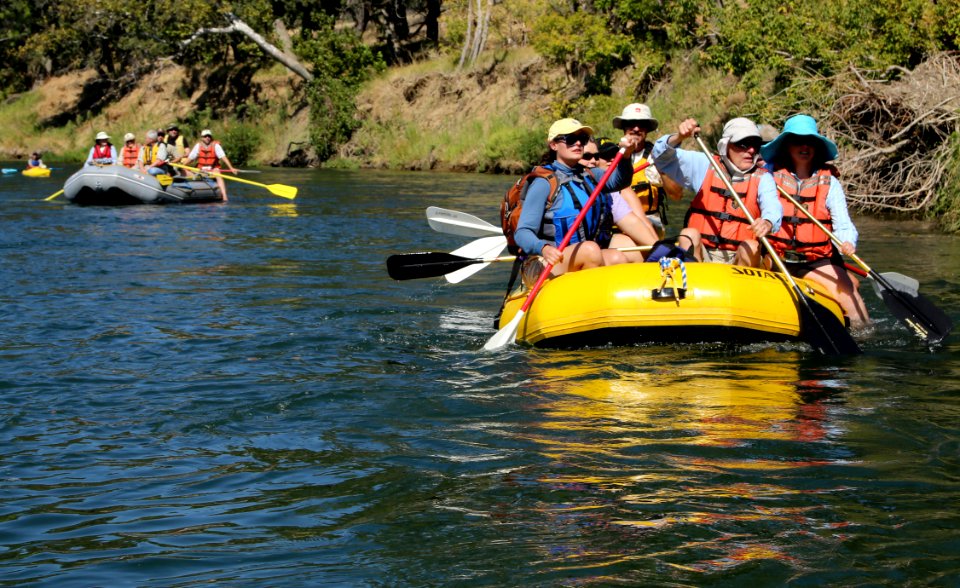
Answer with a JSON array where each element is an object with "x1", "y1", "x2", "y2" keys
[{"x1": 1, "y1": 167, "x2": 959, "y2": 586}]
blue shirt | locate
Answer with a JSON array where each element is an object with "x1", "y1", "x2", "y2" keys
[
  {"x1": 651, "y1": 135, "x2": 782, "y2": 233},
  {"x1": 514, "y1": 156, "x2": 634, "y2": 255}
]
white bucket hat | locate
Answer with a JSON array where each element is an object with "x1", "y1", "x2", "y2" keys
[
  {"x1": 95, "y1": 131, "x2": 110, "y2": 141},
  {"x1": 612, "y1": 103, "x2": 659, "y2": 131}
]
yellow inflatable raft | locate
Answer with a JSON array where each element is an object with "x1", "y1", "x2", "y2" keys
[
  {"x1": 22, "y1": 167, "x2": 51, "y2": 177},
  {"x1": 498, "y1": 262, "x2": 847, "y2": 348}
]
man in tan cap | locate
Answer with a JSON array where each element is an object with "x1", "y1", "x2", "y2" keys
[
  {"x1": 185, "y1": 129, "x2": 236, "y2": 200},
  {"x1": 119, "y1": 132, "x2": 140, "y2": 168},
  {"x1": 651, "y1": 117, "x2": 783, "y2": 266},
  {"x1": 611, "y1": 103, "x2": 682, "y2": 237},
  {"x1": 84, "y1": 131, "x2": 117, "y2": 166}
]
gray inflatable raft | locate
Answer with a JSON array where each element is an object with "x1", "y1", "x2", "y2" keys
[{"x1": 63, "y1": 165, "x2": 223, "y2": 205}]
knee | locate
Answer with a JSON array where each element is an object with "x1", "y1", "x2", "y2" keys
[{"x1": 605, "y1": 250, "x2": 628, "y2": 265}]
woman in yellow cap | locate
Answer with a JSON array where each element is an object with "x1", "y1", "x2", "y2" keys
[{"x1": 511, "y1": 118, "x2": 639, "y2": 276}]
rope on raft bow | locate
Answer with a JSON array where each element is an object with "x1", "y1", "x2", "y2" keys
[{"x1": 658, "y1": 257, "x2": 687, "y2": 301}]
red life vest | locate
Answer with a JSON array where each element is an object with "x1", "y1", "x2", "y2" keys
[
  {"x1": 92, "y1": 143, "x2": 113, "y2": 163},
  {"x1": 197, "y1": 141, "x2": 221, "y2": 168},
  {"x1": 685, "y1": 156, "x2": 764, "y2": 250},
  {"x1": 121, "y1": 144, "x2": 140, "y2": 168},
  {"x1": 768, "y1": 168, "x2": 834, "y2": 260}
]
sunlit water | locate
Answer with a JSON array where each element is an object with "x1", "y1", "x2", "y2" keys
[{"x1": 1, "y1": 166, "x2": 959, "y2": 586}]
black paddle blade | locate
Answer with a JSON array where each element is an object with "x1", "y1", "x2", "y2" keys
[
  {"x1": 797, "y1": 293, "x2": 863, "y2": 356},
  {"x1": 878, "y1": 284, "x2": 954, "y2": 345},
  {"x1": 386, "y1": 252, "x2": 477, "y2": 281}
]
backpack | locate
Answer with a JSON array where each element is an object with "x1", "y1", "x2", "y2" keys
[{"x1": 500, "y1": 166, "x2": 559, "y2": 255}]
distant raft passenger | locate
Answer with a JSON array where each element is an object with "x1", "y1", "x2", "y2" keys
[
  {"x1": 85, "y1": 131, "x2": 117, "y2": 166},
  {"x1": 120, "y1": 133, "x2": 140, "y2": 168},
  {"x1": 138, "y1": 130, "x2": 171, "y2": 177},
  {"x1": 185, "y1": 129, "x2": 236, "y2": 201}
]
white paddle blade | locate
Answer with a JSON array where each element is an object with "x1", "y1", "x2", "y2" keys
[
  {"x1": 446, "y1": 236, "x2": 508, "y2": 284},
  {"x1": 879, "y1": 271, "x2": 920, "y2": 296},
  {"x1": 426, "y1": 206, "x2": 503, "y2": 237},
  {"x1": 483, "y1": 310, "x2": 524, "y2": 351},
  {"x1": 446, "y1": 262, "x2": 492, "y2": 284}
]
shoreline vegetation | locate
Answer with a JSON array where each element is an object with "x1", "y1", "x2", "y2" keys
[{"x1": 1, "y1": 1, "x2": 958, "y2": 229}]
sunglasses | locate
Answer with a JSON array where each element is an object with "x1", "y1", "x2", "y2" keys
[
  {"x1": 555, "y1": 133, "x2": 590, "y2": 146},
  {"x1": 581, "y1": 153, "x2": 598, "y2": 161},
  {"x1": 731, "y1": 139, "x2": 762, "y2": 151},
  {"x1": 622, "y1": 120, "x2": 653, "y2": 131}
]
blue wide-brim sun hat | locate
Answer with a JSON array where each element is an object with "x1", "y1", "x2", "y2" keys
[{"x1": 760, "y1": 114, "x2": 839, "y2": 163}]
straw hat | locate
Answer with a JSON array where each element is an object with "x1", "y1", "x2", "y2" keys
[{"x1": 95, "y1": 131, "x2": 110, "y2": 141}]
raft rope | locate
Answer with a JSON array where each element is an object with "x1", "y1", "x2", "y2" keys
[{"x1": 658, "y1": 257, "x2": 688, "y2": 302}]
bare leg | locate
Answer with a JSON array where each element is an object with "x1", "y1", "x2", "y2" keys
[
  {"x1": 736, "y1": 239, "x2": 763, "y2": 267},
  {"x1": 800, "y1": 263, "x2": 871, "y2": 327}
]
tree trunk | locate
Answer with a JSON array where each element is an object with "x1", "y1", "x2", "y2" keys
[{"x1": 181, "y1": 13, "x2": 314, "y2": 82}]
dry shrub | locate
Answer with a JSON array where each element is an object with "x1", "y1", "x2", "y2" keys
[{"x1": 820, "y1": 52, "x2": 960, "y2": 214}]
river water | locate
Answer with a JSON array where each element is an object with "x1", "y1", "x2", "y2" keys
[{"x1": 1, "y1": 167, "x2": 959, "y2": 586}]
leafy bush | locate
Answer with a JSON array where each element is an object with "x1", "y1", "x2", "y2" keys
[{"x1": 220, "y1": 123, "x2": 261, "y2": 167}]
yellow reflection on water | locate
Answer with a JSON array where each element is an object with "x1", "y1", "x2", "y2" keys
[
  {"x1": 267, "y1": 203, "x2": 298, "y2": 217},
  {"x1": 519, "y1": 352, "x2": 851, "y2": 575}
]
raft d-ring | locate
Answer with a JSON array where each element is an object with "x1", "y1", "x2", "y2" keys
[{"x1": 653, "y1": 257, "x2": 688, "y2": 301}]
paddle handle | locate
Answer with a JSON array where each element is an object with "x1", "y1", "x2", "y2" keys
[{"x1": 519, "y1": 148, "x2": 627, "y2": 313}]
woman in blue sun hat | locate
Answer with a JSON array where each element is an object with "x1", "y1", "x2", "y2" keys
[{"x1": 762, "y1": 114, "x2": 870, "y2": 327}]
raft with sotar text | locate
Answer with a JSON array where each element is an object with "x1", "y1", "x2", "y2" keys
[{"x1": 497, "y1": 261, "x2": 846, "y2": 348}]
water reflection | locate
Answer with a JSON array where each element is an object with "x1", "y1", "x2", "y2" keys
[{"x1": 519, "y1": 352, "x2": 856, "y2": 578}]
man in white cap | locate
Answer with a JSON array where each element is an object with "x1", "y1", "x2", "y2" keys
[
  {"x1": 651, "y1": 117, "x2": 782, "y2": 266},
  {"x1": 185, "y1": 129, "x2": 236, "y2": 201},
  {"x1": 611, "y1": 103, "x2": 683, "y2": 237},
  {"x1": 119, "y1": 132, "x2": 140, "y2": 168},
  {"x1": 84, "y1": 131, "x2": 117, "y2": 166}
]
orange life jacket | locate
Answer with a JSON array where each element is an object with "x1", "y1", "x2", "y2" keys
[
  {"x1": 685, "y1": 156, "x2": 764, "y2": 250},
  {"x1": 768, "y1": 168, "x2": 834, "y2": 261},
  {"x1": 197, "y1": 141, "x2": 221, "y2": 168},
  {"x1": 121, "y1": 144, "x2": 140, "y2": 168}
]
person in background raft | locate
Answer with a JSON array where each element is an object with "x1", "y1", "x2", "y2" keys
[
  {"x1": 652, "y1": 117, "x2": 782, "y2": 267},
  {"x1": 514, "y1": 118, "x2": 640, "y2": 276},
  {"x1": 119, "y1": 133, "x2": 140, "y2": 168},
  {"x1": 84, "y1": 131, "x2": 117, "y2": 166},
  {"x1": 164, "y1": 123, "x2": 187, "y2": 163},
  {"x1": 26, "y1": 152, "x2": 47, "y2": 169},
  {"x1": 138, "y1": 130, "x2": 171, "y2": 177},
  {"x1": 761, "y1": 114, "x2": 870, "y2": 326},
  {"x1": 611, "y1": 103, "x2": 683, "y2": 238},
  {"x1": 185, "y1": 129, "x2": 236, "y2": 201}
]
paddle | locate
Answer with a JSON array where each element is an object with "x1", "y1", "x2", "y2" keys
[
  {"x1": 44, "y1": 189, "x2": 64, "y2": 201},
  {"x1": 694, "y1": 134, "x2": 860, "y2": 355},
  {"x1": 169, "y1": 163, "x2": 297, "y2": 199},
  {"x1": 483, "y1": 147, "x2": 628, "y2": 351},
  {"x1": 426, "y1": 206, "x2": 503, "y2": 237},
  {"x1": 445, "y1": 236, "x2": 508, "y2": 284},
  {"x1": 775, "y1": 185, "x2": 952, "y2": 344},
  {"x1": 388, "y1": 244, "x2": 653, "y2": 281}
]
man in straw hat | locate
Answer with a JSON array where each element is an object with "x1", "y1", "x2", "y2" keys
[
  {"x1": 611, "y1": 103, "x2": 683, "y2": 238},
  {"x1": 651, "y1": 117, "x2": 782, "y2": 267},
  {"x1": 84, "y1": 131, "x2": 117, "y2": 166}
]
